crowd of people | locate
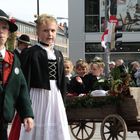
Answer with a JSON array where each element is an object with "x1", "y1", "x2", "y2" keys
[
  {"x1": 64, "y1": 57, "x2": 139, "y2": 97},
  {"x1": 65, "y1": 57, "x2": 110, "y2": 96},
  {"x1": 1, "y1": 8, "x2": 140, "y2": 140}
]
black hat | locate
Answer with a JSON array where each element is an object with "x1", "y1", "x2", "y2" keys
[
  {"x1": 17, "y1": 34, "x2": 31, "y2": 45},
  {"x1": 0, "y1": 9, "x2": 18, "y2": 32}
]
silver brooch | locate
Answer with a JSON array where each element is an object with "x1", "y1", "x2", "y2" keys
[{"x1": 14, "y1": 67, "x2": 19, "y2": 75}]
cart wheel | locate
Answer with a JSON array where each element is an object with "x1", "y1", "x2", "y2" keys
[
  {"x1": 70, "y1": 121, "x2": 95, "y2": 140},
  {"x1": 137, "y1": 131, "x2": 140, "y2": 138},
  {"x1": 101, "y1": 114, "x2": 127, "y2": 140}
]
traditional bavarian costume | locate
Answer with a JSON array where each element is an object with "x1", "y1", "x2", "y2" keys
[{"x1": 19, "y1": 43, "x2": 70, "y2": 140}]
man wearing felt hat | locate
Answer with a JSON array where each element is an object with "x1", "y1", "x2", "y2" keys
[
  {"x1": 0, "y1": 9, "x2": 34, "y2": 140},
  {"x1": 14, "y1": 34, "x2": 31, "y2": 59}
]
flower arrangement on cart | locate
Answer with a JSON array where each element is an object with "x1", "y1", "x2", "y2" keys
[
  {"x1": 66, "y1": 64, "x2": 135, "y2": 108},
  {"x1": 108, "y1": 64, "x2": 136, "y2": 97}
]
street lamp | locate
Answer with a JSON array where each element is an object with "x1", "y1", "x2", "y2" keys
[{"x1": 36, "y1": 0, "x2": 40, "y2": 42}]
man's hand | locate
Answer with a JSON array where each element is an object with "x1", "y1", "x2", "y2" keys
[{"x1": 23, "y1": 117, "x2": 34, "y2": 132}]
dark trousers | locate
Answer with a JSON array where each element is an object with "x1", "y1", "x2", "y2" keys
[{"x1": 0, "y1": 121, "x2": 8, "y2": 140}]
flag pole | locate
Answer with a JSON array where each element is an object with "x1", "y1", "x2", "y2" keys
[
  {"x1": 37, "y1": 0, "x2": 40, "y2": 16},
  {"x1": 104, "y1": 0, "x2": 110, "y2": 77}
]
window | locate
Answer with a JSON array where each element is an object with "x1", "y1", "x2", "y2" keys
[
  {"x1": 85, "y1": 0, "x2": 99, "y2": 32},
  {"x1": 111, "y1": 42, "x2": 140, "y2": 52},
  {"x1": 85, "y1": 0, "x2": 99, "y2": 15},
  {"x1": 85, "y1": 43, "x2": 104, "y2": 52},
  {"x1": 85, "y1": 42, "x2": 140, "y2": 63}
]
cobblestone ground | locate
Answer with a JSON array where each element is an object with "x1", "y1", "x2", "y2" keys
[{"x1": 8, "y1": 123, "x2": 139, "y2": 140}]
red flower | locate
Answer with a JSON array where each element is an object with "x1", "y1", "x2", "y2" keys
[{"x1": 9, "y1": 17, "x2": 16, "y2": 24}]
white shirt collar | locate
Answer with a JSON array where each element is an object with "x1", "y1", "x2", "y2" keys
[
  {"x1": 66, "y1": 74, "x2": 72, "y2": 80},
  {"x1": 0, "y1": 47, "x2": 6, "y2": 59},
  {"x1": 37, "y1": 43, "x2": 56, "y2": 60},
  {"x1": 37, "y1": 43, "x2": 54, "y2": 51}
]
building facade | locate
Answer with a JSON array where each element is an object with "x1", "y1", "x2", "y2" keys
[{"x1": 69, "y1": 0, "x2": 140, "y2": 64}]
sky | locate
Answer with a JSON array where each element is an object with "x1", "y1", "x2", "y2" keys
[{"x1": 1, "y1": 0, "x2": 68, "y2": 23}]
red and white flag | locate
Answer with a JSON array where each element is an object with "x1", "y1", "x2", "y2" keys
[
  {"x1": 101, "y1": 22, "x2": 113, "y2": 48},
  {"x1": 101, "y1": 29, "x2": 109, "y2": 48}
]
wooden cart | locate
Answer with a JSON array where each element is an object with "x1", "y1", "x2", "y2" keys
[{"x1": 66, "y1": 88, "x2": 140, "y2": 140}]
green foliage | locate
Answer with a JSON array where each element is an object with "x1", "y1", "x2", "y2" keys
[
  {"x1": 110, "y1": 67, "x2": 122, "y2": 80},
  {"x1": 109, "y1": 65, "x2": 135, "y2": 96},
  {"x1": 66, "y1": 95, "x2": 120, "y2": 109}
]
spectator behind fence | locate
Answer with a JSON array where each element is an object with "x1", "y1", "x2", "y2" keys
[
  {"x1": 109, "y1": 61, "x2": 116, "y2": 71},
  {"x1": 131, "y1": 61, "x2": 140, "y2": 86}
]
